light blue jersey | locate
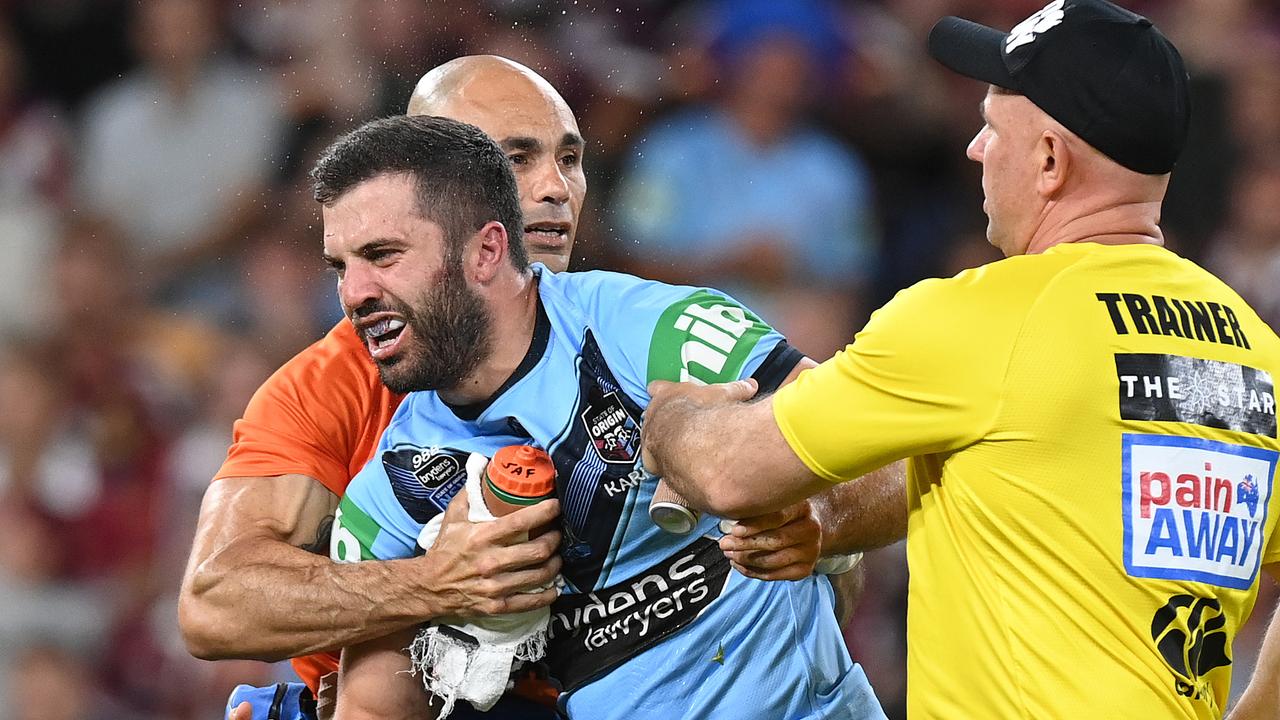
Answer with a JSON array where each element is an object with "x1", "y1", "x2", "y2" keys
[{"x1": 333, "y1": 267, "x2": 884, "y2": 719}]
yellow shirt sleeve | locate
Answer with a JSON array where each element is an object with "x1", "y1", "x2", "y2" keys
[{"x1": 773, "y1": 268, "x2": 1029, "y2": 482}]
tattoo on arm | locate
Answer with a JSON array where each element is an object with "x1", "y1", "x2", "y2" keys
[{"x1": 299, "y1": 514, "x2": 335, "y2": 556}]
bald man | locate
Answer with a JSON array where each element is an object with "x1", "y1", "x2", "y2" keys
[{"x1": 405, "y1": 56, "x2": 584, "y2": 271}]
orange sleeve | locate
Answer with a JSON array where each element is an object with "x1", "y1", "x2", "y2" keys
[
  {"x1": 215, "y1": 321, "x2": 404, "y2": 496},
  {"x1": 291, "y1": 652, "x2": 340, "y2": 693}
]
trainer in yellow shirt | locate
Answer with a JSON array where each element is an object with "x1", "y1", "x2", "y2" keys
[
  {"x1": 641, "y1": 2, "x2": 1280, "y2": 718},
  {"x1": 781, "y1": 242, "x2": 1279, "y2": 718}
]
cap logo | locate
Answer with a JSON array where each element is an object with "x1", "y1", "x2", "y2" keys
[{"x1": 1005, "y1": 0, "x2": 1066, "y2": 53}]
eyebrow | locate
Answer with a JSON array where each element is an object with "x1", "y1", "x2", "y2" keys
[
  {"x1": 500, "y1": 136, "x2": 542, "y2": 153},
  {"x1": 499, "y1": 133, "x2": 586, "y2": 153},
  {"x1": 322, "y1": 237, "x2": 404, "y2": 266}
]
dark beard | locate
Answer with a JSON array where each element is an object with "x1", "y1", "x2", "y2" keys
[{"x1": 375, "y1": 257, "x2": 493, "y2": 394}]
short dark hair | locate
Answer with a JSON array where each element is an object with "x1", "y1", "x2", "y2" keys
[{"x1": 311, "y1": 114, "x2": 528, "y2": 268}]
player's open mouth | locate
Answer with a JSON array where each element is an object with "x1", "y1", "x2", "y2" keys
[
  {"x1": 362, "y1": 317, "x2": 407, "y2": 360},
  {"x1": 524, "y1": 222, "x2": 570, "y2": 251}
]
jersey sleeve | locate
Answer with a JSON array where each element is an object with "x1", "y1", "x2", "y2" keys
[
  {"x1": 773, "y1": 273, "x2": 1023, "y2": 482},
  {"x1": 215, "y1": 321, "x2": 401, "y2": 495},
  {"x1": 326, "y1": 400, "x2": 455, "y2": 564},
  {"x1": 330, "y1": 486, "x2": 421, "y2": 563},
  {"x1": 563, "y1": 271, "x2": 796, "y2": 401}
]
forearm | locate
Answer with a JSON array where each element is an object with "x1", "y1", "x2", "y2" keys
[
  {"x1": 812, "y1": 461, "x2": 908, "y2": 555},
  {"x1": 646, "y1": 398, "x2": 741, "y2": 511},
  {"x1": 811, "y1": 461, "x2": 906, "y2": 628},
  {"x1": 179, "y1": 474, "x2": 441, "y2": 660},
  {"x1": 180, "y1": 476, "x2": 563, "y2": 661},
  {"x1": 181, "y1": 532, "x2": 439, "y2": 660},
  {"x1": 647, "y1": 390, "x2": 828, "y2": 518}
]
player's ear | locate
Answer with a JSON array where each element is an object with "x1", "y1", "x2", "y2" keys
[{"x1": 469, "y1": 221, "x2": 510, "y2": 283}]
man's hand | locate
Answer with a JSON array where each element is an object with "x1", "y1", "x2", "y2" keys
[
  {"x1": 642, "y1": 375, "x2": 831, "y2": 519},
  {"x1": 228, "y1": 702, "x2": 251, "y2": 720},
  {"x1": 719, "y1": 501, "x2": 821, "y2": 580},
  {"x1": 642, "y1": 378, "x2": 759, "y2": 479},
  {"x1": 423, "y1": 493, "x2": 563, "y2": 618}
]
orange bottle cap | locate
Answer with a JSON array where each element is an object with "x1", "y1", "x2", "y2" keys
[{"x1": 487, "y1": 445, "x2": 557, "y2": 500}]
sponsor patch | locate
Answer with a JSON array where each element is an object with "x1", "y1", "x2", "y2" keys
[
  {"x1": 1122, "y1": 434, "x2": 1277, "y2": 589},
  {"x1": 382, "y1": 445, "x2": 470, "y2": 522},
  {"x1": 581, "y1": 389, "x2": 641, "y2": 464},
  {"x1": 647, "y1": 290, "x2": 771, "y2": 385},
  {"x1": 545, "y1": 537, "x2": 731, "y2": 692},
  {"x1": 331, "y1": 496, "x2": 379, "y2": 563},
  {"x1": 1116, "y1": 354, "x2": 1276, "y2": 437}
]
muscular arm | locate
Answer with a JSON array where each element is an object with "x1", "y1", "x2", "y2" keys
[
  {"x1": 651, "y1": 356, "x2": 906, "y2": 634},
  {"x1": 1228, "y1": 563, "x2": 1280, "y2": 719},
  {"x1": 178, "y1": 474, "x2": 561, "y2": 660},
  {"x1": 690, "y1": 358, "x2": 907, "y2": 565},
  {"x1": 179, "y1": 473, "x2": 428, "y2": 660},
  {"x1": 644, "y1": 374, "x2": 839, "y2": 519},
  {"x1": 776, "y1": 358, "x2": 908, "y2": 556}
]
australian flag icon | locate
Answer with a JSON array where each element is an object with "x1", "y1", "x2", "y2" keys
[{"x1": 1237, "y1": 475, "x2": 1260, "y2": 517}]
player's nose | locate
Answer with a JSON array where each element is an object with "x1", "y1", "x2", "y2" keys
[
  {"x1": 530, "y1": 157, "x2": 571, "y2": 206},
  {"x1": 338, "y1": 263, "x2": 383, "y2": 314}
]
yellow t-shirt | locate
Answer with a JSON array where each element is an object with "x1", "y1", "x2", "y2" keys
[{"x1": 774, "y1": 242, "x2": 1280, "y2": 719}]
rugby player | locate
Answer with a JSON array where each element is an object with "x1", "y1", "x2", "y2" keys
[{"x1": 315, "y1": 113, "x2": 886, "y2": 719}]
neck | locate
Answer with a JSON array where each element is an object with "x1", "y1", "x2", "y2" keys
[
  {"x1": 1023, "y1": 199, "x2": 1165, "y2": 255},
  {"x1": 437, "y1": 269, "x2": 539, "y2": 406}
]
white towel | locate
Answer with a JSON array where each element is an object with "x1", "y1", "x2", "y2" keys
[{"x1": 409, "y1": 452, "x2": 553, "y2": 717}]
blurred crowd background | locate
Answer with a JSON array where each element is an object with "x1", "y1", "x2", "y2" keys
[{"x1": 0, "y1": 0, "x2": 1278, "y2": 718}]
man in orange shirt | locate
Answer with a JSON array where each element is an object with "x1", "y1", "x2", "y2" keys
[{"x1": 179, "y1": 55, "x2": 897, "y2": 718}]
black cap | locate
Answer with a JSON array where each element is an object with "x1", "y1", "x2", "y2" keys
[{"x1": 928, "y1": 0, "x2": 1190, "y2": 175}]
